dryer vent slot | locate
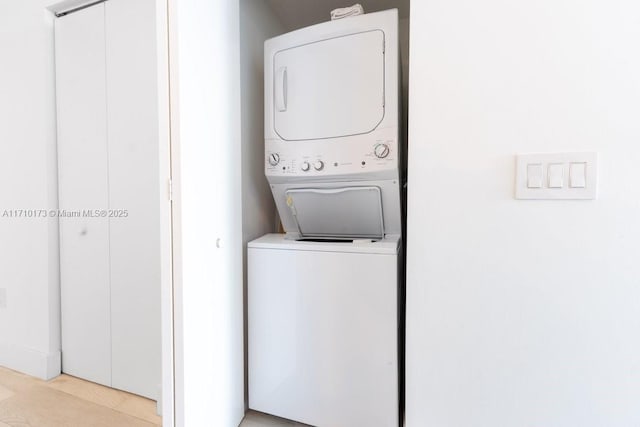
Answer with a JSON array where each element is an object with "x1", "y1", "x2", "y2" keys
[
  {"x1": 285, "y1": 186, "x2": 384, "y2": 240},
  {"x1": 297, "y1": 238, "x2": 381, "y2": 243},
  {"x1": 297, "y1": 238, "x2": 354, "y2": 243}
]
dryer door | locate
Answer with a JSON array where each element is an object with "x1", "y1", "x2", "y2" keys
[{"x1": 273, "y1": 30, "x2": 385, "y2": 141}]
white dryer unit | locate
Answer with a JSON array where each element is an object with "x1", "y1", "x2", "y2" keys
[
  {"x1": 248, "y1": 234, "x2": 400, "y2": 427},
  {"x1": 264, "y1": 9, "x2": 402, "y2": 240}
]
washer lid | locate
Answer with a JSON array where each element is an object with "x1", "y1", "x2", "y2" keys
[
  {"x1": 248, "y1": 233, "x2": 400, "y2": 254},
  {"x1": 273, "y1": 30, "x2": 385, "y2": 141},
  {"x1": 285, "y1": 186, "x2": 384, "y2": 239}
]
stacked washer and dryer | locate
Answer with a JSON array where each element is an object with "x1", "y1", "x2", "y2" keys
[{"x1": 248, "y1": 9, "x2": 404, "y2": 427}]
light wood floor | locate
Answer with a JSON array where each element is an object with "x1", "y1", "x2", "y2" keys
[
  {"x1": 0, "y1": 366, "x2": 311, "y2": 427},
  {"x1": 0, "y1": 366, "x2": 161, "y2": 426}
]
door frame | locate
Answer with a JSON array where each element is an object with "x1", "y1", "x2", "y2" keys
[
  {"x1": 165, "y1": 0, "x2": 245, "y2": 425},
  {"x1": 155, "y1": 0, "x2": 175, "y2": 423}
]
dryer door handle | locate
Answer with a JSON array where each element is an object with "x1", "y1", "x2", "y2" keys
[{"x1": 275, "y1": 66, "x2": 287, "y2": 112}]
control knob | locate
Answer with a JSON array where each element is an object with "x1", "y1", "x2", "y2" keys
[
  {"x1": 301, "y1": 161, "x2": 310, "y2": 172},
  {"x1": 374, "y1": 143, "x2": 390, "y2": 159},
  {"x1": 313, "y1": 160, "x2": 324, "y2": 171},
  {"x1": 268, "y1": 153, "x2": 280, "y2": 166}
]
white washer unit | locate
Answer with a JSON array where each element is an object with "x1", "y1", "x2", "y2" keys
[
  {"x1": 248, "y1": 234, "x2": 400, "y2": 427},
  {"x1": 264, "y1": 9, "x2": 401, "y2": 240}
]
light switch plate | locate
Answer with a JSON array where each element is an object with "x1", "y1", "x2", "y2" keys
[{"x1": 515, "y1": 152, "x2": 597, "y2": 200}]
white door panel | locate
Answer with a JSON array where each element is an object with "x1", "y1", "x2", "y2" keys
[
  {"x1": 105, "y1": 0, "x2": 161, "y2": 401},
  {"x1": 55, "y1": 4, "x2": 112, "y2": 387},
  {"x1": 273, "y1": 30, "x2": 385, "y2": 141}
]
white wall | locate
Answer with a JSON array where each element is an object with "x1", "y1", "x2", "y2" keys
[
  {"x1": 0, "y1": 1, "x2": 60, "y2": 380},
  {"x1": 406, "y1": 1, "x2": 640, "y2": 426},
  {"x1": 239, "y1": 0, "x2": 282, "y2": 257},
  {"x1": 238, "y1": 0, "x2": 284, "y2": 407},
  {"x1": 169, "y1": 0, "x2": 244, "y2": 425}
]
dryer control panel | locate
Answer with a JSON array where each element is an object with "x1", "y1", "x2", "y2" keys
[{"x1": 265, "y1": 127, "x2": 398, "y2": 179}]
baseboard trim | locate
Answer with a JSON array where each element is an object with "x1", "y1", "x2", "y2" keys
[{"x1": 0, "y1": 343, "x2": 61, "y2": 380}]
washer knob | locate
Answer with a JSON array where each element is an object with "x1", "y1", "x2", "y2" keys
[
  {"x1": 301, "y1": 161, "x2": 310, "y2": 172},
  {"x1": 313, "y1": 160, "x2": 324, "y2": 171},
  {"x1": 374, "y1": 143, "x2": 390, "y2": 159},
  {"x1": 268, "y1": 153, "x2": 280, "y2": 166}
]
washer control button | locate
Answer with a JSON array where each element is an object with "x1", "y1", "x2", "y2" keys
[
  {"x1": 313, "y1": 160, "x2": 324, "y2": 171},
  {"x1": 301, "y1": 161, "x2": 310, "y2": 172}
]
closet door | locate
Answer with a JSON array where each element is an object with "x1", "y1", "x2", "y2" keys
[
  {"x1": 106, "y1": 0, "x2": 161, "y2": 400},
  {"x1": 55, "y1": 4, "x2": 112, "y2": 387},
  {"x1": 55, "y1": 0, "x2": 161, "y2": 400}
]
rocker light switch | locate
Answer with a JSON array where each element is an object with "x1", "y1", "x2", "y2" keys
[
  {"x1": 569, "y1": 162, "x2": 587, "y2": 188},
  {"x1": 527, "y1": 164, "x2": 543, "y2": 188},
  {"x1": 548, "y1": 163, "x2": 564, "y2": 188}
]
